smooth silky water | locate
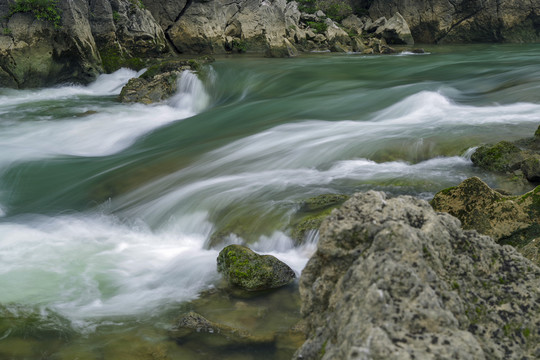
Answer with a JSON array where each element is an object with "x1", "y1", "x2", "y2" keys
[{"x1": 0, "y1": 44, "x2": 539, "y2": 359}]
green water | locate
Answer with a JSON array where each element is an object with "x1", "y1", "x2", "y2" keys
[{"x1": 0, "y1": 44, "x2": 539, "y2": 359}]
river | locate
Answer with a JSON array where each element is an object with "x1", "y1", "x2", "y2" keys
[{"x1": 0, "y1": 44, "x2": 539, "y2": 359}]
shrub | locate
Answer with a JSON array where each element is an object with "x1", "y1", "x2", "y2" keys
[
  {"x1": 306, "y1": 20, "x2": 328, "y2": 34},
  {"x1": 9, "y1": 0, "x2": 62, "y2": 28}
]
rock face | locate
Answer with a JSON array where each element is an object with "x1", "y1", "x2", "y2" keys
[
  {"x1": 431, "y1": 177, "x2": 540, "y2": 264},
  {"x1": 368, "y1": 0, "x2": 540, "y2": 43},
  {"x1": 166, "y1": 0, "x2": 302, "y2": 56},
  {"x1": 217, "y1": 244, "x2": 295, "y2": 291},
  {"x1": 0, "y1": 0, "x2": 167, "y2": 87},
  {"x1": 296, "y1": 191, "x2": 540, "y2": 359}
]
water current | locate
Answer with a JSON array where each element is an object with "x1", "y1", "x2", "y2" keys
[{"x1": 0, "y1": 44, "x2": 539, "y2": 359}]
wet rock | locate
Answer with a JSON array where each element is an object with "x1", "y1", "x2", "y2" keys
[
  {"x1": 471, "y1": 140, "x2": 540, "y2": 182},
  {"x1": 217, "y1": 245, "x2": 295, "y2": 291},
  {"x1": 169, "y1": 311, "x2": 275, "y2": 346},
  {"x1": 296, "y1": 191, "x2": 540, "y2": 359},
  {"x1": 431, "y1": 177, "x2": 540, "y2": 264},
  {"x1": 118, "y1": 58, "x2": 210, "y2": 104}
]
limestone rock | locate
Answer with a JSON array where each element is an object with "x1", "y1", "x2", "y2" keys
[
  {"x1": 368, "y1": 0, "x2": 540, "y2": 43},
  {"x1": 375, "y1": 12, "x2": 414, "y2": 45},
  {"x1": 167, "y1": 0, "x2": 301, "y2": 57},
  {"x1": 217, "y1": 245, "x2": 295, "y2": 291},
  {"x1": 0, "y1": 0, "x2": 167, "y2": 88},
  {"x1": 431, "y1": 177, "x2": 540, "y2": 263},
  {"x1": 295, "y1": 191, "x2": 540, "y2": 359}
]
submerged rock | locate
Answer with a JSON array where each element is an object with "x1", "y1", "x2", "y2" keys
[
  {"x1": 169, "y1": 311, "x2": 275, "y2": 346},
  {"x1": 295, "y1": 191, "x2": 540, "y2": 359},
  {"x1": 217, "y1": 245, "x2": 295, "y2": 291},
  {"x1": 431, "y1": 177, "x2": 540, "y2": 264}
]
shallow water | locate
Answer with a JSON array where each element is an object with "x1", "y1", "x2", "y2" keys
[{"x1": 0, "y1": 44, "x2": 539, "y2": 359}]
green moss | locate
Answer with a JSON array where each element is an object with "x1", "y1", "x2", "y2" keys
[
  {"x1": 231, "y1": 39, "x2": 248, "y2": 53},
  {"x1": 299, "y1": 194, "x2": 349, "y2": 212},
  {"x1": 470, "y1": 141, "x2": 522, "y2": 172},
  {"x1": 216, "y1": 245, "x2": 295, "y2": 291},
  {"x1": 2, "y1": 27, "x2": 12, "y2": 35},
  {"x1": 8, "y1": 0, "x2": 62, "y2": 28},
  {"x1": 112, "y1": 11, "x2": 120, "y2": 22},
  {"x1": 128, "y1": 0, "x2": 145, "y2": 9},
  {"x1": 535, "y1": 125, "x2": 540, "y2": 138}
]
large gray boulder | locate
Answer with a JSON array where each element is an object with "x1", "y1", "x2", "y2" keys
[{"x1": 295, "y1": 191, "x2": 540, "y2": 359}]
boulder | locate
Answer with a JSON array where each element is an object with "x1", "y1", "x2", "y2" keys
[
  {"x1": 295, "y1": 191, "x2": 540, "y2": 359},
  {"x1": 375, "y1": 12, "x2": 414, "y2": 45},
  {"x1": 471, "y1": 141, "x2": 540, "y2": 183},
  {"x1": 431, "y1": 177, "x2": 540, "y2": 263},
  {"x1": 217, "y1": 245, "x2": 295, "y2": 291},
  {"x1": 118, "y1": 58, "x2": 211, "y2": 104}
]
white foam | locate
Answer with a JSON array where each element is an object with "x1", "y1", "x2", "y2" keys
[
  {"x1": 0, "y1": 213, "x2": 219, "y2": 320},
  {"x1": 0, "y1": 70, "x2": 210, "y2": 165}
]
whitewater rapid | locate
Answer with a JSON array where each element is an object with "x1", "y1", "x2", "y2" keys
[{"x1": 1, "y1": 51, "x2": 539, "y2": 331}]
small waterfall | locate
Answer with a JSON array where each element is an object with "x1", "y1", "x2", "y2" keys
[
  {"x1": 462, "y1": 146, "x2": 478, "y2": 160},
  {"x1": 168, "y1": 71, "x2": 210, "y2": 114}
]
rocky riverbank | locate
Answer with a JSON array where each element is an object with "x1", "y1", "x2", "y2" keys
[
  {"x1": 1, "y1": 0, "x2": 538, "y2": 88},
  {"x1": 295, "y1": 190, "x2": 540, "y2": 359}
]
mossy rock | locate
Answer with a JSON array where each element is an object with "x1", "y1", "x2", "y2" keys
[
  {"x1": 299, "y1": 194, "x2": 349, "y2": 212},
  {"x1": 290, "y1": 193, "x2": 349, "y2": 243},
  {"x1": 217, "y1": 245, "x2": 295, "y2": 291},
  {"x1": 470, "y1": 141, "x2": 523, "y2": 173},
  {"x1": 431, "y1": 177, "x2": 540, "y2": 265}
]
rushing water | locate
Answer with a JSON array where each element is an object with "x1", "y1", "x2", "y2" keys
[{"x1": 0, "y1": 44, "x2": 539, "y2": 359}]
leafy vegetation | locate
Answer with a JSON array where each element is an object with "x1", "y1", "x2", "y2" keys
[
  {"x1": 129, "y1": 0, "x2": 145, "y2": 10},
  {"x1": 8, "y1": 0, "x2": 62, "y2": 29},
  {"x1": 306, "y1": 20, "x2": 327, "y2": 34}
]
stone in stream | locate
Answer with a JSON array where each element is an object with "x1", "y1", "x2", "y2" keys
[
  {"x1": 431, "y1": 176, "x2": 540, "y2": 265},
  {"x1": 118, "y1": 58, "x2": 212, "y2": 104},
  {"x1": 217, "y1": 245, "x2": 295, "y2": 291},
  {"x1": 295, "y1": 191, "x2": 540, "y2": 359}
]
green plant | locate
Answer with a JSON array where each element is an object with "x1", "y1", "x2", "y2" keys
[
  {"x1": 231, "y1": 39, "x2": 247, "y2": 53},
  {"x1": 112, "y1": 11, "x2": 120, "y2": 22},
  {"x1": 9, "y1": 0, "x2": 62, "y2": 28},
  {"x1": 129, "y1": 0, "x2": 145, "y2": 10},
  {"x1": 306, "y1": 20, "x2": 328, "y2": 34},
  {"x1": 2, "y1": 28, "x2": 12, "y2": 35}
]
